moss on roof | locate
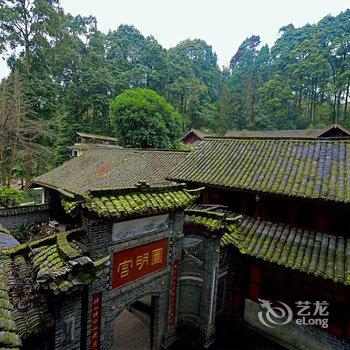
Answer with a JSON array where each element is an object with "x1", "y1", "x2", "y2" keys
[
  {"x1": 4, "y1": 229, "x2": 109, "y2": 295},
  {"x1": 184, "y1": 205, "x2": 349, "y2": 286},
  {"x1": 221, "y1": 216, "x2": 350, "y2": 286},
  {"x1": 0, "y1": 228, "x2": 110, "y2": 345},
  {"x1": 169, "y1": 138, "x2": 350, "y2": 203},
  {"x1": 33, "y1": 148, "x2": 188, "y2": 195},
  {"x1": 184, "y1": 206, "x2": 241, "y2": 233},
  {"x1": 0, "y1": 267, "x2": 21, "y2": 349},
  {"x1": 62, "y1": 187, "x2": 198, "y2": 219}
]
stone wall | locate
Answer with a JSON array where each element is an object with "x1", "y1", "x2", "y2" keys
[
  {"x1": 178, "y1": 225, "x2": 222, "y2": 348},
  {"x1": 79, "y1": 212, "x2": 184, "y2": 350},
  {"x1": 0, "y1": 204, "x2": 49, "y2": 231},
  {"x1": 244, "y1": 298, "x2": 350, "y2": 350},
  {"x1": 54, "y1": 293, "x2": 83, "y2": 350}
]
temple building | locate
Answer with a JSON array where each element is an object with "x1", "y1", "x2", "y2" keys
[
  {"x1": 0, "y1": 126, "x2": 349, "y2": 350},
  {"x1": 180, "y1": 129, "x2": 216, "y2": 145},
  {"x1": 168, "y1": 130, "x2": 350, "y2": 349}
]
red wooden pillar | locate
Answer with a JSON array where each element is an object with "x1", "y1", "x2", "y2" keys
[
  {"x1": 315, "y1": 205, "x2": 329, "y2": 232},
  {"x1": 346, "y1": 321, "x2": 350, "y2": 341},
  {"x1": 232, "y1": 285, "x2": 243, "y2": 313},
  {"x1": 248, "y1": 265, "x2": 261, "y2": 300}
]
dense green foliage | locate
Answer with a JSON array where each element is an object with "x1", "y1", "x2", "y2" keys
[
  {"x1": 0, "y1": 186, "x2": 24, "y2": 208},
  {"x1": 0, "y1": 1, "x2": 349, "y2": 179},
  {"x1": 229, "y1": 14, "x2": 350, "y2": 130},
  {"x1": 110, "y1": 88, "x2": 181, "y2": 148}
]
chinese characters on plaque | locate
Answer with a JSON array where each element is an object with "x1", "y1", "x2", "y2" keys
[
  {"x1": 112, "y1": 239, "x2": 168, "y2": 288},
  {"x1": 90, "y1": 292, "x2": 102, "y2": 350}
]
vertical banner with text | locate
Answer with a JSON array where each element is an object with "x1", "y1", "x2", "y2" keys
[{"x1": 90, "y1": 292, "x2": 102, "y2": 350}]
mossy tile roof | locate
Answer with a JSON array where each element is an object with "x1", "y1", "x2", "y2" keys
[
  {"x1": 221, "y1": 217, "x2": 350, "y2": 285},
  {"x1": 4, "y1": 230, "x2": 109, "y2": 295},
  {"x1": 169, "y1": 138, "x2": 350, "y2": 203},
  {"x1": 0, "y1": 267, "x2": 21, "y2": 349},
  {"x1": 0, "y1": 229, "x2": 110, "y2": 344},
  {"x1": 185, "y1": 214, "x2": 223, "y2": 232},
  {"x1": 82, "y1": 189, "x2": 197, "y2": 219},
  {"x1": 33, "y1": 148, "x2": 188, "y2": 195},
  {"x1": 0, "y1": 254, "x2": 53, "y2": 341}
]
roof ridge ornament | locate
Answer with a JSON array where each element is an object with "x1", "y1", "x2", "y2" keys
[{"x1": 136, "y1": 181, "x2": 151, "y2": 192}]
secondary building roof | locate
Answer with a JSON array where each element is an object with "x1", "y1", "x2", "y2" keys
[
  {"x1": 68, "y1": 143, "x2": 118, "y2": 152},
  {"x1": 225, "y1": 124, "x2": 350, "y2": 139},
  {"x1": 33, "y1": 148, "x2": 189, "y2": 196},
  {"x1": 76, "y1": 132, "x2": 118, "y2": 143},
  {"x1": 181, "y1": 129, "x2": 216, "y2": 144},
  {"x1": 168, "y1": 138, "x2": 350, "y2": 203},
  {"x1": 184, "y1": 206, "x2": 350, "y2": 286}
]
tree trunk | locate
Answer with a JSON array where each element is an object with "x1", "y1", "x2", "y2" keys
[
  {"x1": 312, "y1": 84, "x2": 317, "y2": 125},
  {"x1": 297, "y1": 91, "x2": 302, "y2": 128},
  {"x1": 22, "y1": 0, "x2": 31, "y2": 75},
  {"x1": 336, "y1": 92, "x2": 341, "y2": 123},
  {"x1": 333, "y1": 93, "x2": 337, "y2": 122},
  {"x1": 344, "y1": 82, "x2": 349, "y2": 120}
]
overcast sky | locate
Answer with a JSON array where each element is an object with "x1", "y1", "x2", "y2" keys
[{"x1": 0, "y1": 0, "x2": 349, "y2": 77}]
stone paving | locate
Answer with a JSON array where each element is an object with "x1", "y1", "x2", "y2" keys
[{"x1": 113, "y1": 309, "x2": 151, "y2": 350}]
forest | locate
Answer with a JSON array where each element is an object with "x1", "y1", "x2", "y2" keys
[{"x1": 0, "y1": 0, "x2": 349, "y2": 182}]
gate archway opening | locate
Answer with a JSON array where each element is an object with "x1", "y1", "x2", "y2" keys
[{"x1": 113, "y1": 295, "x2": 156, "y2": 350}]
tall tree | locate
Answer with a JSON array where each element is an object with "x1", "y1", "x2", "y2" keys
[
  {"x1": 0, "y1": 72, "x2": 50, "y2": 183},
  {"x1": 109, "y1": 88, "x2": 182, "y2": 148},
  {"x1": 0, "y1": 0, "x2": 62, "y2": 75},
  {"x1": 166, "y1": 39, "x2": 221, "y2": 129}
]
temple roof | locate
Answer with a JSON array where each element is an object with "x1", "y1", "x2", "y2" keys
[
  {"x1": 169, "y1": 138, "x2": 350, "y2": 203},
  {"x1": 222, "y1": 216, "x2": 350, "y2": 286},
  {"x1": 32, "y1": 148, "x2": 189, "y2": 196},
  {"x1": 224, "y1": 124, "x2": 350, "y2": 139},
  {"x1": 62, "y1": 186, "x2": 198, "y2": 219}
]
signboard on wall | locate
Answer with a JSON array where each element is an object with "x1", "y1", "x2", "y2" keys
[
  {"x1": 112, "y1": 214, "x2": 169, "y2": 242},
  {"x1": 90, "y1": 292, "x2": 102, "y2": 350},
  {"x1": 112, "y1": 239, "x2": 168, "y2": 288}
]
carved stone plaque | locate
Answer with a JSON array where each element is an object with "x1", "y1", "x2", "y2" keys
[{"x1": 112, "y1": 214, "x2": 169, "y2": 242}]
